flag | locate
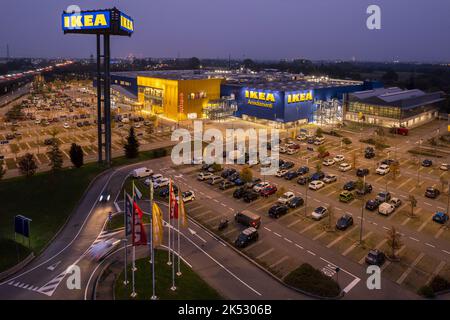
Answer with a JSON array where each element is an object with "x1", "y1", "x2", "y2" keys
[
  {"x1": 132, "y1": 200, "x2": 147, "y2": 246},
  {"x1": 169, "y1": 180, "x2": 178, "y2": 220},
  {"x1": 133, "y1": 181, "x2": 142, "y2": 199},
  {"x1": 152, "y1": 203, "x2": 164, "y2": 248},
  {"x1": 125, "y1": 193, "x2": 133, "y2": 236},
  {"x1": 178, "y1": 189, "x2": 187, "y2": 228}
]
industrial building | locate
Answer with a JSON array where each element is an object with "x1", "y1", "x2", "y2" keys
[{"x1": 343, "y1": 87, "x2": 446, "y2": 128}]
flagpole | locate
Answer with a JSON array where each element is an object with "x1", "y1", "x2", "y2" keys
[
  {"x1": 167, "y1": 179, "x2": 172, "y2": 266},
  {"x1": 176, "y1": 190, "x2": 182, "y2": 277},
  {"x1": 131, "y1": 181, "x2": 137, "y2": 298},
  {"x1": 123, "y1": 190, "x2": 128, "y2": 285},
  {"x1": 150, "y1": 181, "x2": 157, "y2": 300}
]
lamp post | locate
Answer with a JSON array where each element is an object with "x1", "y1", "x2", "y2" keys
[
  {"x1": 417, "y1": 139, "x2": 423, "y2": 186},
  {"x1": 359, "y1": 175, "x2": 366, "y2": 245}
]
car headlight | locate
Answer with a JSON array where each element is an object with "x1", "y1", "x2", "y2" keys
[
  {"x1": 107, "y1": 195, "x2": 110, "y2": 201},
  {"x1": 99, "y1": 195, "x2": 103, "y2": 201}
]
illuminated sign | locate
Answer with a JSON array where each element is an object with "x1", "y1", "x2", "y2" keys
[
  {"x1": 120, "y1": 13, "x2": 134, "y2": 33},
  {"x1": 62, "y1": 11, "x2": 110, "y2": 31},
  {"x1": 245, "y1": 90, "x2": 275, "y2": 108},
  {"x1": 287, "y1": 90, "x2": 313, "y2": 103}
]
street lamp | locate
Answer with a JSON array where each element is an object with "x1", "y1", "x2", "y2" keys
[
  {"x1": 417, "y1": 138, "x2": 423, "y2": 186},
  {"x1": 359, "y1": 175, "x2": 366, "y2": 245}
]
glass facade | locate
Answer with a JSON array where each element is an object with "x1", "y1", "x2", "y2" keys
[{"x1": 347, "y1": 101, "x2": 401, "y2": 119}]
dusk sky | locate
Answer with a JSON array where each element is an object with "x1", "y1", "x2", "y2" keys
[{"x1": 1, "y1": 0, "x2": 449, "y2": 62}]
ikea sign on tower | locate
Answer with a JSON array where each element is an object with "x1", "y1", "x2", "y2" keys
[{"x1": 62, "y1": 11, "x2": 111, "y2": 30}]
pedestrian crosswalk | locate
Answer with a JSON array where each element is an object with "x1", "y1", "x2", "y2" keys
[
  {"x1": 37, "y1": 271, "x2": 67, "y2": 296},
  {"x1": 8, "y1": 280, "x2": 40, "y2": 292}
]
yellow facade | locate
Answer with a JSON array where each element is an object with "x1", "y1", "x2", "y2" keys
[{"x1": 137, "y1": 76, "x2": 223, "y2": 121}]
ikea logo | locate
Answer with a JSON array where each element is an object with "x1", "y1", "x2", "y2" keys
[
  {"x1": 62, "y1": 11, "x2": 110, "y2": 30},
  {"x1": 245, "y1": 90, "x2": 275, "y2": 102},
  {"x1": 287, "y1": 90, "x2": 313, "y2": 103},
  {"x1": 120, "y1": 13, "x2": 134, "y2": 33}
]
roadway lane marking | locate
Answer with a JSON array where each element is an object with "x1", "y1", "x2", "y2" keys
[
  {"x1": 295, "y1": 243, "x2": 304, "y2": 250},
  {"x1": 284, "y1": 237, "x2": 293, "y2": 243},
  {"x1": 343, "y1": 278, "x2": 361, "y2": 294},
  {"x1": 47, "y1": 260, "x2": 62, "y2": 271},
  {"x1": 425, "y1": 243, "x2": 435, "y2": 248},
  {"x1": 442, "y1": 250, "x2": 450, "y2": 255},
  {"x1": 264, "y1": 227, "x2": 272, "y2": 232},
  {"x1": 307, "y1": 250, "x2": 316, "y2": 256},
  {"x1": 273, "y1": 232, "x2": 282, "y2": 238},
  {"x1": 409, "y1": 236, "x2": 419, "y2": 242}
]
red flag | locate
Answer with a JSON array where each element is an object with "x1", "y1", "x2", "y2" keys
[
  {"x1": 169, "y1": 180, "x2": 178, "y2": 219},
  {"x1": 132, "y1": 200, "x2": 147, "y2": 246}
]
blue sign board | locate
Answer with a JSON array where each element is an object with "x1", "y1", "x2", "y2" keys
[
  {"x1": 120, "y1": 12, "x2": 134, "y2": 34},
  {"x1": 14, "y1": 215, "x2": 31, "y2": 238},
  {"x1": 62, "y1": 10, "x2": 111, "y2": 31}
]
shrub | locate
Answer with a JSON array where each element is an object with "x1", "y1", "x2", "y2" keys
[
  {"x1": 430, "y1": 276, "x2": 450, "y2": 293},
  {"x1": 284, "y1": 263, "x2": 341, "y2": 298},
  {"x1": 418, "y1": 285, "x2": 435, "y2": 298}
]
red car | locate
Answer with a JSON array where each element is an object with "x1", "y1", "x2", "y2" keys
[
  {"x1": 318, "y1": 151, "x2": 330, "y2": 159},
  {"x1": 260, "y1": 185, "x2": 277, "y2": 197}
]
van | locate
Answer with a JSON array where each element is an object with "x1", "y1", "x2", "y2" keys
[
  {"x1": 132, "y1": 167, "x2": 153, "y2": 178},
  {"x1": 378, "y1": 202, "x2": 395, "y2": 216},
  {"x1": 234, "y1": 210, "x2": 261, "y2": 229},
  {"x1": 208, "y1": 175, "x2": 224, "y2": 185}
]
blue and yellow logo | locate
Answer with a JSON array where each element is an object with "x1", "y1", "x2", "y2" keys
[
  {"x1": 287, "y1": 90, "x2": 313, "y2": 103},
  {"x1": 244, "y1": 90, "x2": 276, "y2": 108},
  {"x1": 62, "y1": 11, "x2": 110, "y2": 30},
  {"x1": 120, "y1": 13, "x2": 134, "y2": 33}
]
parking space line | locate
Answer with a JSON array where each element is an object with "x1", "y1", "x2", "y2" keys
[
  {"x1": 256, "y1": 248, "x2": 274, "y2": 260},
  {"x1": 269, "y1": 256, "x2": 289, "y2": 269},
  {"x1": 273, "y1": 232, "x2": 282, "y2": 238},
  {"x1": 313, "y1": 231, "x2": 327, "y2": 241},
  {"x1": 307, "y1": 250, "x2": 316, "y2": 256},
  {"x1": 300, "y1": 221, "x2": 319, "y2": 234},
  {"x1": 396, "y1": 252, "x2": 424, "y2": 285},
  {"x1": 295, "y1": 243, "x2": 304, "y2": 250}
]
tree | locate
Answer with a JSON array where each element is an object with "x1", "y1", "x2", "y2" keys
[
  {"x1": 342, "y1": 137, "x2": 352, "y2": 146},
  {"x1": 69, "y1": 143, "x2": 84, "y2": 168},
  {"x1": 326, "y1": 206, "x2": 335, "y2": 231},
  {"x1": 355, "y1": 178, "x2": 365, "y2": 196},
  {"x1": 47, "y1": 140, "x2": 63, "y2": 171},
  {"x1": 240, "y1": 166, "x2": 253, "y2": 183},
  {"x1": 317, "y1": 145, "x2": 327, "y2": 157},
  {"x1": 375, "y1": 127, "x2": 385, "y2": 137},
  {"x1": 315, "y1": 128, "x2": 323, "y2": 138},
  {"x1": 391, "y1": 162, "x2": 400, "y2": 181},
  {"x1": 276, "y1": 186, "x2": 286, "y2": 198},
  {"x1": 439, "y1": 177, "x2": 448, "y2": 194},
  {"x1": 243, "y1": 59, "x2": 255, "y2": 69},
  {"x1": 351, "y1": 150, "x2": 357, "y2": 168},
  {"x1": 211, "y1": 162, "x2": 222, "y2": 172},
  {"x1": 315, "y1": 162, "x2": 322, "y2": 173},
  {"x1": 386, "y1": 227, "x2": 402, "y2": 260},
  {"x1": 0, "y1": 159, "x2": 6, "y2": 180},
  {"x1": 407, "y1": 195, "x2": 417, "y2": 218},
  {"x1": 188, "y1": 57, "x2": 201, "y2": 69},
  {"x1": 382, "y1": 69, "x2": 399, "y2": 84},
  {"x1": 124, "y1": 127, "x2": 140, "y2": 158},
  {"x1": 18, "y1": 153, "x2": 38, "y2": 177}
]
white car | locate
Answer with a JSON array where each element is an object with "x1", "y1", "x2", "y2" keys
[
  {"x1": 177, "y1": 190, "x2": 195, "y2": 202},
  {"x1": 197, "y1": 172, "x2": 213, "y2": 181},
  {"x1": 314, "y1": 139, "x2": 324, "y2": 145},
  {"x1": 154, "y1": 177, "x2": 169, "y2": 188},
  {"x1": 440, "y1": 163, "x2": 450, "y2": 171},
  {"x1": 287, "y1": 148, "x2": 299, "y2": 155},
  {"x1": 132, "y1": 167, "x2": 153, "y2": 178},
  {"x1": 278, "y1": 191, "x2": 296, "y2": 205},
  {"x1": 63, "y1": 122, "x2": 70, "y2": 129},
  {"x1": 253, "y1": 182, "x2": 270, "y2": 192},
  {"x1": 333, "y1": 155, "x2": 345, "y2": 162},
  {"x1": 378, "y1": 202, "x2": 395, "y2": 216},
  {"x1": 312, "y1": 206, "x2": 328, "y2": 220},
  {"x1": 339, "y1": 163, "x2": 352, "y2": 172},
  {"x1": 322, "y1": 158, "x2": 335, "y2": 166},
  {"x1": 144, "y1": 174, "x2": 163, "y2": 186},
  {"x1": 88, "y1": 238, "x2": 122, "y2": 262},
  {"x1": 276, "y1": 169, "x2": 289, "y2": 177},
  {"x1": 390, "y1": 197, "x2": 402, "y2": 208},
  {"x1": 323, "y1": 174, "x2": 337, "y2": 183},
  {"x1": 309, "y1": 180, "x2": 325, "y2": 190},
  {"x1": 279, "y1": 146, "x2": 288, "y2": 154},
  {"x1": 376, "y1": 164, "x2": 390, "y2": 175}
]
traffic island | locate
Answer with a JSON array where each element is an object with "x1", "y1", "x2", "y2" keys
[
  {"x1": 114, "y1": 250, "x2": 223, "y2": 300},
  {"x1": 283, "y1": 263, "x2": 342, "y2": 299}
]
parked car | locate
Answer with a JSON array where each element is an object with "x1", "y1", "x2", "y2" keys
[
  {"x1": 234, "y1": 227, "x2": 259, "y2": 248},
  {"x1": 322, "y1": 158, "x2": 335, "y2": 166},
  {"x1": 287, "y1": 148, "x2": 299, "y2": 155},
  {"x1": 253, "y1": 182, "x2": 270, "y2": 192},
  {"x1": 365, "y1": 199, "x2": 381, "y2": 211},
  {"x1": 425, "y1": 187, "x2": 440, "y2": 199},
  {"x1": 333, "y1": 155, "x2": 345, "y2": 162},
  {"x1": 180, "y1": 191, "x2": 195, "y2": 202},
  {"x1": 245, "y1": 178, "x2": 262, "y2": 189},
  {"x1": 318, "y1": 151, "x2": 330, "y2": 159},
  {"x1": 284, "y1": 170, "x2": 299, "y2": 180},
  {"x1": 276, "y1": 169, "x2": 289, "y2": 177},
  {"x1": 378, "y1": 202, "x2": 395, "y2": 216},
  {"x1": 309, "y1": 180, "x2": 325, "y2": 190},
  {"x1": 336, "y1": 214, "x2": 354, "y2": 230},
  {"x1": 312, "y1": 206, "x2": 328, "y2": 220},
  {"x1": 339, "y1": 163, "x2": 352, "y2": 172},
  {"x1": 323, "y1": 174, "x2": 337, "y2": 184},
  {"x1": 422, "y1": 159, "x2": 433, "y2": 167},
  {"x1": 132, "y1": 167, "x2": 153, "y2": 178},
  {"x1": 365, "y1": 249, "x2": 386, "y2": 266},
  {"x1": 339, "y1": 191, "x2": 354, "y2": 203},
  {"x1": 355, "y1": 183, "x2": 373, "y2": 196},
  {"x1": 297, "y1": 166, "x2": 310, "y2": 175},
  {"x1": 297, "y1": 176, "x2": 309, "y2": 185},
  {"x1": 343, "y1": 181, "x2": 356, "y2": 191},
  {"x1": 220, "y1": 180, "x2": 235, "y2": 190},
  {"x1": 233, "y1": 187, "x2": 247, "y2": 199},
  {"x1": 376, "y1": 191, "x2": 391, "y2": 203},
  {"x1": 310, "y1": 172, "x2": 325, "y2": 181},
  {"x1": 278, "y1": 191, "x2": 296, "y2": 205},
  {"x1": 433, "y1": 211, "x2": 449, "y2": 224},
  {"x1": 376, "y1": 164, "x2": 390, "y2": 175},
  {"x1": 390, "y1": 197, "x2": 402, "y2": 208},
  {"x1": 280, "y1": 161, "x2": 295, "y2": 170},
  {"x1": 356, "y1": 168, "x2": 369, "y2": 177},
  {"x1": 268, "y1": 204, "x2": 289, "y2": 218},
  {"x1": 439, "y1": 163, "x2": 450, "y2": 171},
  {"x1": 198, "y1": 172, "x2": 214, "y2": 181},
  {"x1": 243, "y1": 191, "x2": 259, "y2": 203},
  {"x1": 154, "y1": 177, "x2": 170, "y2": 188},
  {"x1": 208, "y1": 176, "x2": 224, "y2": 185},
  {"x1": 260, "y1": 185, "x2": 277, "y2": 197},
  {"x1": 221, "y1": 168, "x2": 236, "y2": 178},
  {"x1": 288, "y1": 196, "x2": 304, "y2": 208},
  {"x1": 234, "y1": 210, "x2": 261, "y2": 228}
]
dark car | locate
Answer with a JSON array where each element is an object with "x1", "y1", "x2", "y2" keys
[
  {"x1": 159, "y1": 185, "x2": 178, "y2": 197},
  {"x1": 245, "y1": 177, "x2": 262, "y2": 189},
  {"x1": 318, "y1": 151, "x2": 330, "y2": 159},
  {"x1": 234, "y1": 210, "x2": 261, "y2": 228},
  {"x1": 336, "y1": 214, "x2": 354, "y2": 230},
  {"x1": 234, "y1": 178, "x2": 246, "y2": 186},
  {"x1": 365, "y1": 151, "x2": 375, "y2": 159},
  {"x1": 343, "y1": 181, "x2": 356, "y2": 191},
  {"x1": 201, "y1": 163, "x2": 211, "y2": 171},
  {"x1": 260, "y1": 185, "x2": 277, "y2": 197},
  {"x1": 233, "y1": 187, "x2": 247, "y2": 199},
  {"x1": 243, "y1": 191, "x2": 259, "y2": 203},
  {"x1": 433, "y1": 212, "x2": 449, "y2": 224},
  {"x1": 221, "y1": 168, "x2": 236, "y2": 178},
  {"x1": 284, "y1": 170, "x2": 299, "y2": 180},
  {"x1": 268, "y1": 204, "x2": 289, "y2": 218},
  {"x1": 311, "y1": 172, "x2": 325, "y2": 181},
  {"x1": 381, "y1": 159, "x2": 399, "y2": 166},
  {"x1": 365, "y1": 199, "x2": 381, "y2": 211},
  {"x1": 234, "y1": 227, "x2": 259, "y2": 248},
  {"x1": 356, "y1": 183, "x2": 373, "y2": 196},
  {"x1": 307, "y1": 138, "x2": 315, "y2": 144},
  {"x1": 297, "y1": 166, "x2": 309, "y2": 175},
  {"x1": 365, "y1": 249, "x2": 386, "y2": 266},
  {"x1": 356, "y1": 168, "x2": 369, "y2": 177},
  {"x1": 376, "y1": 191, "x2": 391, "y2": 203},
  {"x1": 44, "y1": 138, "x2": 56, "y2": 145},
  {"x1": 219, "y1": 180, "x2": 235, "y2": 190},
  {"x1": 422, "y1": 159, "x2": 433, "y2": 167},
  {"x1": 425, "y1": 187, "x2": 440, "y2": 199},
  {"x1": 280, "y1": 161, "x2": 295, "y2": 170},
  {"x1": 288, "y1": 196, "x2": 304, "y2": 208},
  {"x1": 5, "y1": 134, "x2": 14, "y2": 140},
  {"x1": 228, "y1": 172, "x2": 240, "y2": 182},
  {"x1": 297, "y1": 176, "x2": 309, "y2": 185},
  {"x1": 99, "y1": 190, "x2": 111, "y2": 203}
]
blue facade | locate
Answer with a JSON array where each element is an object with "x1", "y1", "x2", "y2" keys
[
  {"x1": 223, "y1": 80, "x2": 382, "y2": 123},
  {"x1": 93, "y1": 74, "x2": 138, "y2": 97}
]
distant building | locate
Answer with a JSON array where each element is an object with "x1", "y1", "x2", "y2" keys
[{"x1": 343, "y1": 87, "x2": 446, "y2": 128}]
